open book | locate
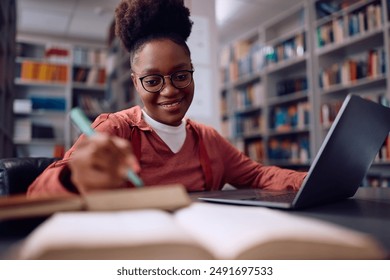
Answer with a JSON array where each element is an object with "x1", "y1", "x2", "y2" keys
[
  {"x1": 9, "y1": 203, "x2": 385, "y2": 260},
  {"x1": 0, "y1": 184, "x2": 191, "y2": 221}
]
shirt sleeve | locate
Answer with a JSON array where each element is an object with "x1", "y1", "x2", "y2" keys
[
  {"x1": 206, "y1": 129, "x2": 307, "y2": 191},
  {"x1": 27, "y1": 113, "x2": 129, "y2": 198}
]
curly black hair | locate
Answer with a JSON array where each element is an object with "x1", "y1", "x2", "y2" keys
[{"x1": 115, "y1": 0, "x2": 193, "y2": 59}]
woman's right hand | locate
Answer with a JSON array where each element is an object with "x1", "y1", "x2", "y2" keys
[{"x1": 68, "y1": 133, "x2": 140, "y2": 194}]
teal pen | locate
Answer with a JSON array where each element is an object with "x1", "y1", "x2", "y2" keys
[{"x1": 70, "y1": 107, "x2": 144, "y2": 188}]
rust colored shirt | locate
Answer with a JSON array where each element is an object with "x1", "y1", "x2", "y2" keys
[{"x1": 27, "y1": 106, "x2": 306, "y2": 197}]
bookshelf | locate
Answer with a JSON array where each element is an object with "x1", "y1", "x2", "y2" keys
[
  {"x1": 12, "y1": 38, "x2": 109, "y2": 157},
  {"x1": 71, "y1": 46, "x2": 108, "y2": 118},
  {"x1": 219, "y1": 0, "x2": 390, "y2": 184},
  {"x1": 220, "y1": 2, "x2": 312, "y2": 169},
  {"x1": 0, "y1": 0, "x2": 16, "y2": 158}
]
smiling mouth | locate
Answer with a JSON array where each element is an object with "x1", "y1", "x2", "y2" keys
[{"x1": 159, "y1": 99, "x2": 182, "y2": 108}]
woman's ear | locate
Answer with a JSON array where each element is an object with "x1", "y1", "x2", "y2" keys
[
  {"x1": 130, "y1": 73, "x2": 136, "y2": 84},
  {"x1": 131, "y1": 73, "x2": 140, "y2": 91}
]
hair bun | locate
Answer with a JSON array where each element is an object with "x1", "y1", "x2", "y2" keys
[{"x1": 115, "y1": 0, "x2": 193, "y2": 52}]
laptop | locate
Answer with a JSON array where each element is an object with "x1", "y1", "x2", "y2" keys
[{"x1": 199, "y1": 94, "x2": 390, "y2": 209}]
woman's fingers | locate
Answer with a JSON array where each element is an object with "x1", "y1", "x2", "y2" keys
[{"x1": 68, "y1": 133, "x2": 141, "y2": 192}]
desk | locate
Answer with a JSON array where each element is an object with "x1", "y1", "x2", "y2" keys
[
  {"x1": 190, "y1": 187, "x2": 390, "y2": 255},
  {"x1": 292, "y1": 187, "x2": 390, "y2": 254},
  {"x1": 1, "y1": 187, "x2": 390, "y2": 259}
]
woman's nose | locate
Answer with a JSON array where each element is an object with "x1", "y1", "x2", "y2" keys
[{"x1": 159, "y1": 78, "x2": 179, "y2": 96}]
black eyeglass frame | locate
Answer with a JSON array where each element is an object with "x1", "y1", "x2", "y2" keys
[{"x1": 133, "y1": 69, "x2": 195, "y2": 93}]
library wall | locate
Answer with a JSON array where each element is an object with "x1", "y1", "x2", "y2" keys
[{"x1": 184, "y1": 0, "x2": 220, "y2": 131}]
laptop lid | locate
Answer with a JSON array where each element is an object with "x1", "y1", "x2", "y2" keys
[
  {"x1": 293, "y1": 94, "x2": 390, "y2": 208},
  {"x1": 199, "y1": 94, "x2": 390, "y2": 209}
]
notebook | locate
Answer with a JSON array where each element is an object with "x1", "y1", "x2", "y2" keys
[{"x1": 199, "y1": 94, "x2": 390, "y2": 209}]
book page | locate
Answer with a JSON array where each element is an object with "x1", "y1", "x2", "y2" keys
[
  {"x1": 173, "y1": 203, "x2": 385, "y2": 259},
  {"x1": 17, "y1": 209, "x2": 210, "y2": 260}
]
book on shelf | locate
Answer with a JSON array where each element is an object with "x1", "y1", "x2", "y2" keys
[
  {"x1": 376, "y1": 134, "x2": 390, "y2": 162},
  {"x1": 246, "y1": 139, "x2": 264, "y2": 162},
  {"x1": 13, "y1": 99, "x2": 32, "y2": 114},
  {"x1": 73, "y1": 67, "x2": 88, "y2": 83},
  {"x1": 44, "y1": 45, "x2": 70, "y2": 64},
  {"x1": 6, "y1": 201, "x2": 386, "y2": 260},
  {"x1": 13, "y1": 118, "x2": 32, "y2": 143},
  {"x1": 77, "y1": 95, "x2": 107, "y2": 117},
  {"x1": 236, "y1": 113, "x2": 263, "y2": 136},
  {"x1": 220, "y1": 118, "x2": 232, "y2": 139},
  {"x1": 53, "y1": 144, "x2": 65, "y2": 158},
  {"x1": 31, "y1": 124, "x2": 55, "y2": 139},
  {"x1": 85, "y1": 67, "x2": 99, "y2": 85}
]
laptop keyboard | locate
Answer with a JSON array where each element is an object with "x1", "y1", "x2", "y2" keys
[{"x1": 241, "y1": 192, "x2": 297, "y2": 203}]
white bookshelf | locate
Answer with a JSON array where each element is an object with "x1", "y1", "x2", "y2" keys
[
  {"x1": 219, "y1": 0, "x2": 390, "y2": 184},
  {"x1": 12, "y1": 37, "x2": 109, "y2": 157}
]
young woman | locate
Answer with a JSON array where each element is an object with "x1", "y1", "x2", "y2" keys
[{"x1": 27, "y1": 0, "x2": 306, "y2": 197}]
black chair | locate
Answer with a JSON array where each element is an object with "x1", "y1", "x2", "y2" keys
[{"x1": 0, "y1": 157, "x2": 58, "y2": 196}]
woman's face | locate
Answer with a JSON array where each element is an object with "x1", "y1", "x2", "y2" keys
[{"x1": 131, "y1": 39, "x2": 194, "y2": 126}]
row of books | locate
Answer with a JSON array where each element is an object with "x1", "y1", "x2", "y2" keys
[
  {"x1": 267, "y1": 136, "x2": 310, "y2": 163},
  {"x1": 319, "y1": 48, "x2": 385, "y2": 89},
  {"x1": 246, "y1": 139, "x2": 265, "y2": 162},
  {"x1": 16, "y1": 42, "x2": 70, "y2": 63},
  {"x1": 220, "y1": 32, "x2": 305, "y2": 83},
  {"x1": 276, "y1": 77, "x2": 308, "y2": 96},
  {"x1": 13, "y1": 118, "x2": 56, "y2": 142},
  {"x1": 15, "y1": 143, "x2": 65, "y2": 158},
  {"x1": 13, "y1": 97, "x2": 66, "y2": 113},
  {"x1": 265, "y1": 33, "x2": 306, "y2": 66},
  {"x1": 220, "y1": 42, "x2": 265, "y2": 83},
  {"x1": 73, "y1": 47, "x2": 107, "y2": 66},
  {"x1": 44, "y1": 45, "x2": 70, "y2": 64},
  {"x1": 269, "y1": 101, "x2": 310, "y2": 132},
  {"x1": 364, "y1": 175, "x2": 390, "y2": 188},
  {"x1": 315, "y1": 0, "x2": 361, "y2": 19},
  {"x1": 235, "y1": 113, "x2": 264, "y2": 137},
  {"x1": 321, "y1": 93, "x2": 389, "y2": 127},
  {"x1": 19, "y1": 61, "x2": 68, "y2": 83},
  {"x1": 376, "y1": 135, "x2": 390, "y2": 162},
  {"x1": 73, "y1": 67, "x2": 106, "y2": 85},
  {"x1": 317, "y1": 2, "x2": 382, "y2": 47},
  {"x1": 76, "y1": 95, "x2": 110, "y2": 117},
  {"x1": 235, "y1": 82, "x2": 265, "y2": 110}
]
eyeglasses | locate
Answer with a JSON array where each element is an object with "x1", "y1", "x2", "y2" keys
[{"x1": 133, "y1": 69, "x2": 194, "y2": 93}]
